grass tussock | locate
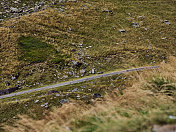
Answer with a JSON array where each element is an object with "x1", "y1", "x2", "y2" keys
[
  {"x1": 3, "y1": 56, "x2": 176, "y2": 132},
  {"x1": 147, "y1": 76, "x2": 176, "y2": 96}
]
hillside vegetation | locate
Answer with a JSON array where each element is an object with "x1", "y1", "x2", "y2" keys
[
  {"x1": 0, "y1": 0, "x2": 175, "y2": 90},
  {"x1": 0, "y1": 0, "x2": 176, "y2": 131}
]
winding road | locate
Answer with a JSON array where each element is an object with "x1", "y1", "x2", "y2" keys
[{"x1": 0, "y1": 66, "x2": 159, "y2": 99}]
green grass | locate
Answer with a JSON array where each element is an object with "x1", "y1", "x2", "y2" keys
[{"x1": 18, "y1": 36, "x2": 66, "y2": 64}]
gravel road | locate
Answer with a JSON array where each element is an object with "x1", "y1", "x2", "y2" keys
[{"x1": 0, "y1": 66, "x2": 159, "y2": 99}]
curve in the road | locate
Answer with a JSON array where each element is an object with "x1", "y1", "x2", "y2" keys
[{"x1": 0, "y1": 66, "x2": 159, "y2": 99}]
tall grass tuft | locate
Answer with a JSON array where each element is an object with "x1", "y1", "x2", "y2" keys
[{"x1": 147, "y1": 76, "x2": 176, "y2": 96}]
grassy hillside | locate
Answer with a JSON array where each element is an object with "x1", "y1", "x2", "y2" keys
[
  {"x1": 0, "y1": 0, "x2": 175, "y2": 91},
  {"x1": 0, "y1": 0, "x2": 176, "y2": 131}
]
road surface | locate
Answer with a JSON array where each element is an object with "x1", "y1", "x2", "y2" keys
[{"x1": 0, "y1": 66, "x2": 159, "y2": 99}]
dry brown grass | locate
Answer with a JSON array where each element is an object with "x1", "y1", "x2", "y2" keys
[
  {"x1": 153, "y1": 124, "x2": 176, "y2": 132},
  {"x1": 0, "y1": 27, "x2": 19, "y2": 74}
]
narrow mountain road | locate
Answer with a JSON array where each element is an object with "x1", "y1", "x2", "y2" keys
[{"x1": 0, "y1": 66, "x2": 159, "y2": 99}]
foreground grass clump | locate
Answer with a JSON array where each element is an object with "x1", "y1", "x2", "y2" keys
[
  {"x1": 18, "y1": 36, "x2": 65, "y2": 64},
  {"x1": 72, "y1": 106, "x2": 176, "y2": 132},
  {"x1": 147, "y1": 76, "x2": 176, "y2": 96}
]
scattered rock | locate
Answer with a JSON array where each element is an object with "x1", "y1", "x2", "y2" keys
[
  {"x1": 60, "y1": 99, "x2": 69, "y2": 104},
  {"x1": 11, "y1": 73, "x2": 20, "y2": 80},
  {"x1": 163, "y1": 20, "x2": 171, "y2": 25},
  {"x1": 68, "y1": 27, "x2": 72, "y2": 31},
  {"x1": 119, "y1": 29, "x2": 126, "y2": 33},
  {"x1": 41, "y1": 102, "x2": 49, "y2": 108},
  {"x1": 63, "y1": 75, "x2": 68, "y2": 79},
  {"x1": 11, "y1": 76, "x2": 17, "y2": 80},
  {"x1": 80, "y1": 85, "x2": 86, "y2": 88},
  {"x1": 34, "y1": 100, "x2": 39, "y2": 103},
  {"x1": 59, "y1": 8, "x2": 64, "y2": 12},
  {"x1": 169, "y1": 115, "x2": 176, "y2": 120},
  {"x1": 153, "y1": 124, "x2": 176, "y2": 132},
  {"x1": 72, "y1": 49, "x2": 76, "y2": 52},
  {"x1": 88, "y1": 88, "x2": 92, "y2": 91},
  {"x1": 91, "y1": 68, "x2": 96, "y2": 74},
  {"x1": 97, "y1": 71, "x2": 103, "y2": 74},
  {"x1": 72, "y1": 88, "x2": 79, "y2": 92},
  {"x1": 132, "y1": 22, "x2": 139, "y2": 28},
  {"x1": 56, "y1": 93, "x2": 60, "y2": 97},
  {"x1": 80, "y1": 69, "x2": 86, "y2": 74},
  {"x1": 161, "y1": 37, "x2": 167, "y2": 40},
  {"x1": 93, "y1": 93, "x2": 101, "y2": 98},
  {"x1": 10, "y1": 7, "x2": 18, "y2": 13},
  {"x1": 52, "y1": 2, "x2": 57, "y2": 5},
  {"x1": 72, "y1": 61, "x2": 82, "y2": 67},
  {"x1": 65, "y1": 126, "x2": 71, "y2": 130},
  {"x1": 145, "y1": 27, "x2": 148, "y2": 31},
  {"x1": 47, "y1": 90, "x2": 59, "y2": 95},
  {"x1": 59, "y1": 0, "x2": 66, "y2": 3},
  {"x1": 76, "y1": 95, "x2": 80, "y2": 99},
  {"x1": 103, "y1": 9, "x2": 113, "y2": 15}
]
